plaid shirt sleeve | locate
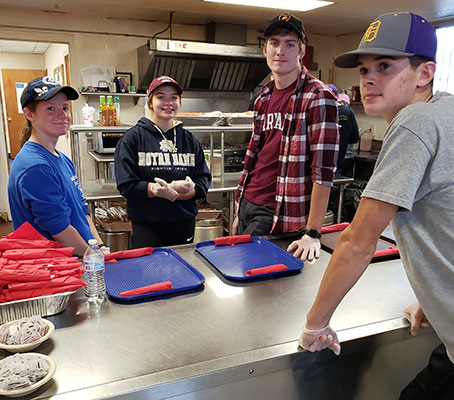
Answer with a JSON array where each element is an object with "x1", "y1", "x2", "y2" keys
[{"x1": 307, "y1": 88, "x2": 339, "y2": 185}]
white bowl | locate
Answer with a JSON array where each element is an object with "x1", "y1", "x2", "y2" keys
[
  {"x1": 0, "y1": 353, "x2": 56, "y2": 398},
  {"x1": 0, "y1": 318, "x2": 55, "y2": 353}
]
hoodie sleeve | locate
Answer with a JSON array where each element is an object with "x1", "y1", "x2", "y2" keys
[
  {"x1": 114, "y1": 128, "x2": 149, "y2": 199},
  {"x1": 191, "y1": 136, "x2": 211, "y2": 199}
]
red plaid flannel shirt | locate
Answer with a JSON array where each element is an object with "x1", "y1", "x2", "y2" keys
[{"x1": 235, "y1": 67, "x2": 339, "y2": 233}]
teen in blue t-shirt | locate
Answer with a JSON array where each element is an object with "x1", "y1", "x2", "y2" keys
[{"x1": 8, "y1": 76, "x2": 104, "y2": 256}]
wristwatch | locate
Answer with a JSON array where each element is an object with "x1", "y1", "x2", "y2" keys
[{"x1": 305, "y1": 229, "x2": 322, "y2": 239}]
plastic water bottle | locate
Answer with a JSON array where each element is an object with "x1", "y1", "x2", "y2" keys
[{"x1": 83, "y1": 239, "x2": 106, "y2": 304}]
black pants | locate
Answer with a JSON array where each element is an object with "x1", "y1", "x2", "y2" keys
[
  {"x1": 399, "y1": 344, "x2": 454, "y2": 400},
  {"x1": 237, "y1": 197, "x2": 274, "y2": 235},
  {"x1": 131, "y1": 219, "x2": 195, "y2": 248}
]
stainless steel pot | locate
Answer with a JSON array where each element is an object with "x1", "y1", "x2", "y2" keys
[{"x1": 194, "y1": 217, "x2": 224, "y2": 242}]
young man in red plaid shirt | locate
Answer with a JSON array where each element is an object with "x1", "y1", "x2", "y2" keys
[{"x1": 233, "y1": 13, "x2": 339, "y2": 262}]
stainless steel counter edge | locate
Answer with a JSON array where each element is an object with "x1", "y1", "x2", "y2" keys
[{"x1": 48, "y1": 317, "x2": 416, "y2": 400}]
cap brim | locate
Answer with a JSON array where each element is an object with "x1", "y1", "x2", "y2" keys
[
  {"x1": 334, "y1": 48, "x2": 415, "y2": 68},
  {"x1": 55, "y1": 86, "x2": 79, "y2": 101}
]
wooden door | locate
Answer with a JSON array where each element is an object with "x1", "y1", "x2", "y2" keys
[{"x1": 1, "y1": 69, "x2": 46, "y2": 158}]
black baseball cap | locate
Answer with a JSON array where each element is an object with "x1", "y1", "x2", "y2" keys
[
  {"x1": 20, "y1": 76, "x2": 79, "y2": 109},
  {"x1": 264, "y1": 13, "x2": 306, "y2": 43},
  {"x1": 334, "y1": 12, "x2": 437, "y2": 68}
]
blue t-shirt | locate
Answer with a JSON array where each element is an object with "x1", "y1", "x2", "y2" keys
[{"x1": 8, "y1": 142, "x2": 93, "y2": 242}]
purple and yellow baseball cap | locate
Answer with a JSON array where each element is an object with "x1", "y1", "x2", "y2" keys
[
  {"x1": 21, "y1": 76, "x2": 78, "y2": 109},
  {"x1": 334, "y1": 12, "x2": 437, "y2": 68}
]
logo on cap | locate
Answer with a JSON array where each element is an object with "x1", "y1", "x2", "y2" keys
[
  {"x1": 278, "y1": 14, "x2": 291, "y2": 22},
  {"x1": 364, "y1": 20, "x2": 381, "y2": 43}
]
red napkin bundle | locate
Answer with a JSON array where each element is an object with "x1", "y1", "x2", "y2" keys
[
  {"x1": 214, "y1": 234, "x2": 252, "y2": 246},
  {"x1": 0, "y1": 222, "x2": 84, "y2": 303},
  {"x1": 104, "y1": 247, "x2": 154, "y2": 262},
  {"x1": 373, "y1": 247, "x2": 399, "y2": 258},
  {"x1": 11, "y1": 256, "x2": 79, "y2": 265},
  {"x1": 0, "y1": 238, "x2": 62, "y2": 251},
  {"x1": 2, "y1": 284, "x2": 84, "y2": 302},
  {"x1": 6, "y1": 221, "x2": 48, "y2": 241},
  {"x1": 246, "y1": 264, "x2": 288, "y2": 276},
  {"x1": 0, "y1": 268, "x2": 51, "y2": 282},
  {"x1": 8, "y1": 276, "x2": 83, "y2": 291},
  {"x1": 120, "y1": 281, "x2": 173, "y2": 297},
  {"x1": 2, "y1": 247, "x2": 74, "y2": 260},
  {"x1": 320, "y1": 222, "x2": 350, "y2": 234}
]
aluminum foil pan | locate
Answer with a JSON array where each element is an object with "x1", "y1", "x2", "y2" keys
[{"x1": 0, "y1": 291, "x2": 75, "y2": 323}]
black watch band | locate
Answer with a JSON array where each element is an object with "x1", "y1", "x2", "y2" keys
[{"x1": 305, "y1": 229, "x2": 321, "y2": 239}]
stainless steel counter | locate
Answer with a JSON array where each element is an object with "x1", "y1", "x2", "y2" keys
[{"x1": 14, "y1": 240, "x2": 440, "y2": 399}]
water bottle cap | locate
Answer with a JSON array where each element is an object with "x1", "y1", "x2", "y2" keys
[{"x1": 88, "y1": 239, "x2": 98, "y2": 245}]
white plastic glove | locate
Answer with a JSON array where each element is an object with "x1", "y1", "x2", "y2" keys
[
  {"x1": 100, "y1": 245, "x2": 111, "y2": 255},
  {"x1": 149, "y1": 178, "x2": 179, "y2": 201},
  {"x1": 170, "y1": 176, "x2": 195, "y2": 194},
  {"x1": 287, "y1": 234, "x2": 321, "y2": 262},
  {"x1": 299, "y1": 323, "x2": 341, "y2": 355},
  {"x1": 404, "y1": 302, "x2": 430, "y2": 336}
]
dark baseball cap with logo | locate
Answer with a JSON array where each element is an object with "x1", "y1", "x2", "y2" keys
[
  {"x1": 263, "y1": 13, "x2": 306, "y2": 43},
  {"x1": 20, "y1": 76, "x2": 79, "y2": 109},
  {"x1": 334, "y1": 12, "x2": 437, "y2": 68},
  {"x1": 147, "y1": 75, "x2": 183, "y2": 97}
]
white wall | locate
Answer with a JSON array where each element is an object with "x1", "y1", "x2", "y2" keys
[
  {"x1": 44, "y1": 43, "x2": 73, "y2": 157},
  {"x1": 0, "y1": 52, "x2": 45, "y2": 69}
]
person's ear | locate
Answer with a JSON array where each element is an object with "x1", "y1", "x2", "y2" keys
[
  {"x1": 417, "y1": 61, "x2": 436, "y2": 87},
  {"x1": 23, "y1": 107, "x2": 34, "y2": 123}
]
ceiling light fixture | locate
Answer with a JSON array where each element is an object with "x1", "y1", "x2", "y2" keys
[{"x1": 202, "y1": 0, "x2": 334, "y2": 12}]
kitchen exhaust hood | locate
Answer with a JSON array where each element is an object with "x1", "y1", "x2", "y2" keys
[{"x1": 138, "y1": 39, "x2": 269, "y2": 92}]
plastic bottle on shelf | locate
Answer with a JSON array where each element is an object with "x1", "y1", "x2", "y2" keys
[
  {"x1": 144, "y1": 96, "x2": 152, "y2": 119},
  {"x1": 359, "y1": 128, "x2": 373, "y2": 152},
  {"x1": 114, "y1": 96, "x2": 120, "y2": 126},
  {"x1": 107, "y1": 95, "x2": 114, "y2": 126},
  {"x1": 83, "y1": 239, "x2": 106, "y2": 305},
  {"x1": 99, "y1": 96, "x2": 106, "y2": 126},
  {"x1": 100, "y1": 95, "x2": 108, "y2": 126}
]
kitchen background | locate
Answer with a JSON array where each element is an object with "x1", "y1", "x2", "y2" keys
[{"x1": 0, "y1": 0, "x2": 453, "y2": 220}]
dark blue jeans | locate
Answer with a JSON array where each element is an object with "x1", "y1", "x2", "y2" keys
[
  {"x1": 399, "y1": 344, "x2": 454, "y2": 400},
  {"x1": 237, "y1": 197, "x2": 274, "y2": 235}
]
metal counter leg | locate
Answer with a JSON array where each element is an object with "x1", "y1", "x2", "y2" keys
[{"x1": 337, "y1": 183, "x2": 345, "y2": 224}]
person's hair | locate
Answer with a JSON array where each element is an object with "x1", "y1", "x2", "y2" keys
[
  {"x1": 20, "y1": 100, "x2": 38, "y2": 145},
  {"x1": 265, "y1": 28, "x2": 305, "y2": 51},
  {"x1": 409, "y1": 55, "x2": 434, "y2": 87}
]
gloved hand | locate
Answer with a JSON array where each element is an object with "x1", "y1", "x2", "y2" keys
[
  {"x1": 100, "y1": 245, "x2": 111, "y2": 255},
  {"x1": 287, "y1": 234, "x2": 321, "y2": 262},
  {"x1": 404, "y1": 302, "x2": 430, "y2": 336},
  {"x1": 170, "y1": 176, "x2": 195, "y2": 194},
  {"x1": 148, "y1": 178, "x2": 179, "y2": 201},
  {"x1": 299, "y1": 323, "x2": 341, "y2": 355}
]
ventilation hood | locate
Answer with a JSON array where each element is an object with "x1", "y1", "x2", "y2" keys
[{"x1": 138, "y1": 39, "x2": 269, "y2": 92}]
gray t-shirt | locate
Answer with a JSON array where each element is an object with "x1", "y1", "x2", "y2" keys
[{"x1": 362, "y1": 91, "x2": 454, "y2": 363}]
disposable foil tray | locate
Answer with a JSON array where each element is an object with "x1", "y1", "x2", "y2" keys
[
  {"x1": 176, "y1": 115, "x2": 227, "y2": 127},
  {"x1": 0, "y1": 291, "x2": 75, "y2": 323}
]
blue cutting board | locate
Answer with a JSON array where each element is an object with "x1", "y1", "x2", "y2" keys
[
  {"x1": 105, "y1": 248, "x2": 205, "y2": 301},
  {"x1": 195, "y1": 236, "x2": 304, "y2": 280}
]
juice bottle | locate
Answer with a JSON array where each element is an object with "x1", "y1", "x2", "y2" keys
[
  {"x1": 99, "y1": 96, "x2": 106, "y2": 126},
  {"x1": 114, "y1": 96, "x2": 120, "y2": 126},
  {"x1": 107, "y1": 95, "x2": 114, "y2": 126}
]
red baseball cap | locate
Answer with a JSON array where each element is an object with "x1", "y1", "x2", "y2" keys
[{"x1": 147, "y1": 76, "x2": 183, "y2": 97}]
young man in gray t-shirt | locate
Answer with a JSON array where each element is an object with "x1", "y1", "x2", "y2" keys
[{"x1": 299, "y1": 12, "x2": 454, "y2": 397}]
